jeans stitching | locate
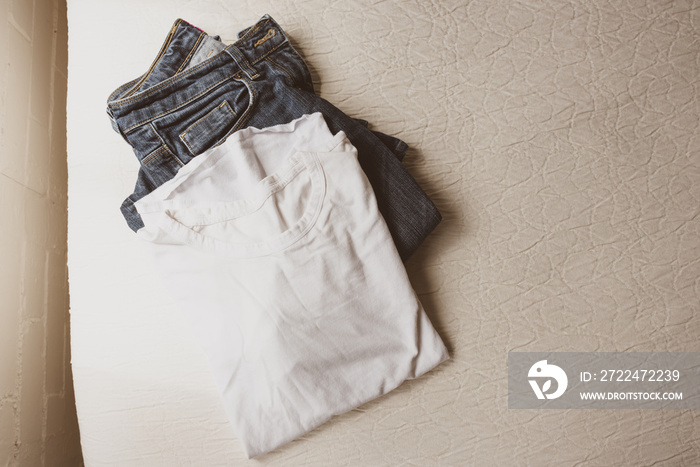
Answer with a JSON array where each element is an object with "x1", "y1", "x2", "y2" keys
[
  {"x1": 121, "y1": 20, "x2": 182, "y2": 100},
  {"x1": 111, "y1": 58, "x2": 233, "y2": 107},
  {"x1": 121, "y1": 73, "x2": 239, "y2": 133},
  {"x1": 179, "y1": 101, "x2": 237, "y2": 155},
  {"x1": 216, "y1": 76, "x2": 256, "y2": 144},
  {"x1": 141, "y1": 146, "x2": 168, "y2": 166},
  {"x1": 175, "y1": 32, "x2": 205, "y2": 74},
  {"x1": 236, "y1": 18, "x2": 270, "y2": 43},
  {"x1": 227, "y1": 47, "x2": 260, "y2": 80},
  {"x1": 253, "y1": 28, "x2": 276, "y2": 47},
  {"x1": 108, "y1": 76, "x2": 144, "y2": 103},
  {"x1": 109, "y1": 25, "x2": 286, "y2": 108},
  {"x1": 150, "y1": 122, "x2": 184, "y2": 166},
  {"x1": 250, "y1": 41, "x2": 290, "y2": 66}
]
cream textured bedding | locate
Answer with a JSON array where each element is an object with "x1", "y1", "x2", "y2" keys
[{"x1": 67, "y1": 0, "x2": 700, "y2": 465}]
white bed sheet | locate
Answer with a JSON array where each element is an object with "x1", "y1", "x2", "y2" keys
[{"x1": 68, "y1": 0, "x2": 700, "y2": 465}]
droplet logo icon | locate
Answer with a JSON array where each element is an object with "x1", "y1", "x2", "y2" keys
[{"x1": 528, "y1": 360, "x2": 568, "y2": 400}]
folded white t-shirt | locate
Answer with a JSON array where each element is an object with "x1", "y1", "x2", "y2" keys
[{"x1": 134, "y1": 113, "x2": 449, "y2": 458}]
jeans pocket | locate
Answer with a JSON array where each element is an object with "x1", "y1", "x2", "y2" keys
[
  {"x1": 151, "y1": 76, "x2": 255, "y2": 158},
  {"x1": 179, "y1": 100, "x2": 239, "y2": 156}
]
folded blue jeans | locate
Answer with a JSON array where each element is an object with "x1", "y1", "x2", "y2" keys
[{"x1": 106, "y1": 15, "x2": 440, "y2": 259}]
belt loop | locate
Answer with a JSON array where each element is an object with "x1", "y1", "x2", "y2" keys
[{"x1": 224, "y1": 46, "x2": 259, "y2": 80}]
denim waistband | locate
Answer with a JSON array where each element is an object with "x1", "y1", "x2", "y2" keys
[{"x1": 106, "y1": 15, "x2": 288, "y2": 135}]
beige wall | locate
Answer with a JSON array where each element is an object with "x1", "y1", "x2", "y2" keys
[{"x1": 0, "y1": 0, "x2": 82, "y2": 465}]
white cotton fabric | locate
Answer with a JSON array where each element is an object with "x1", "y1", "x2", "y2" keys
[{"x1": 133, "y1": 113, "x2": 449, "y2": 458}]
